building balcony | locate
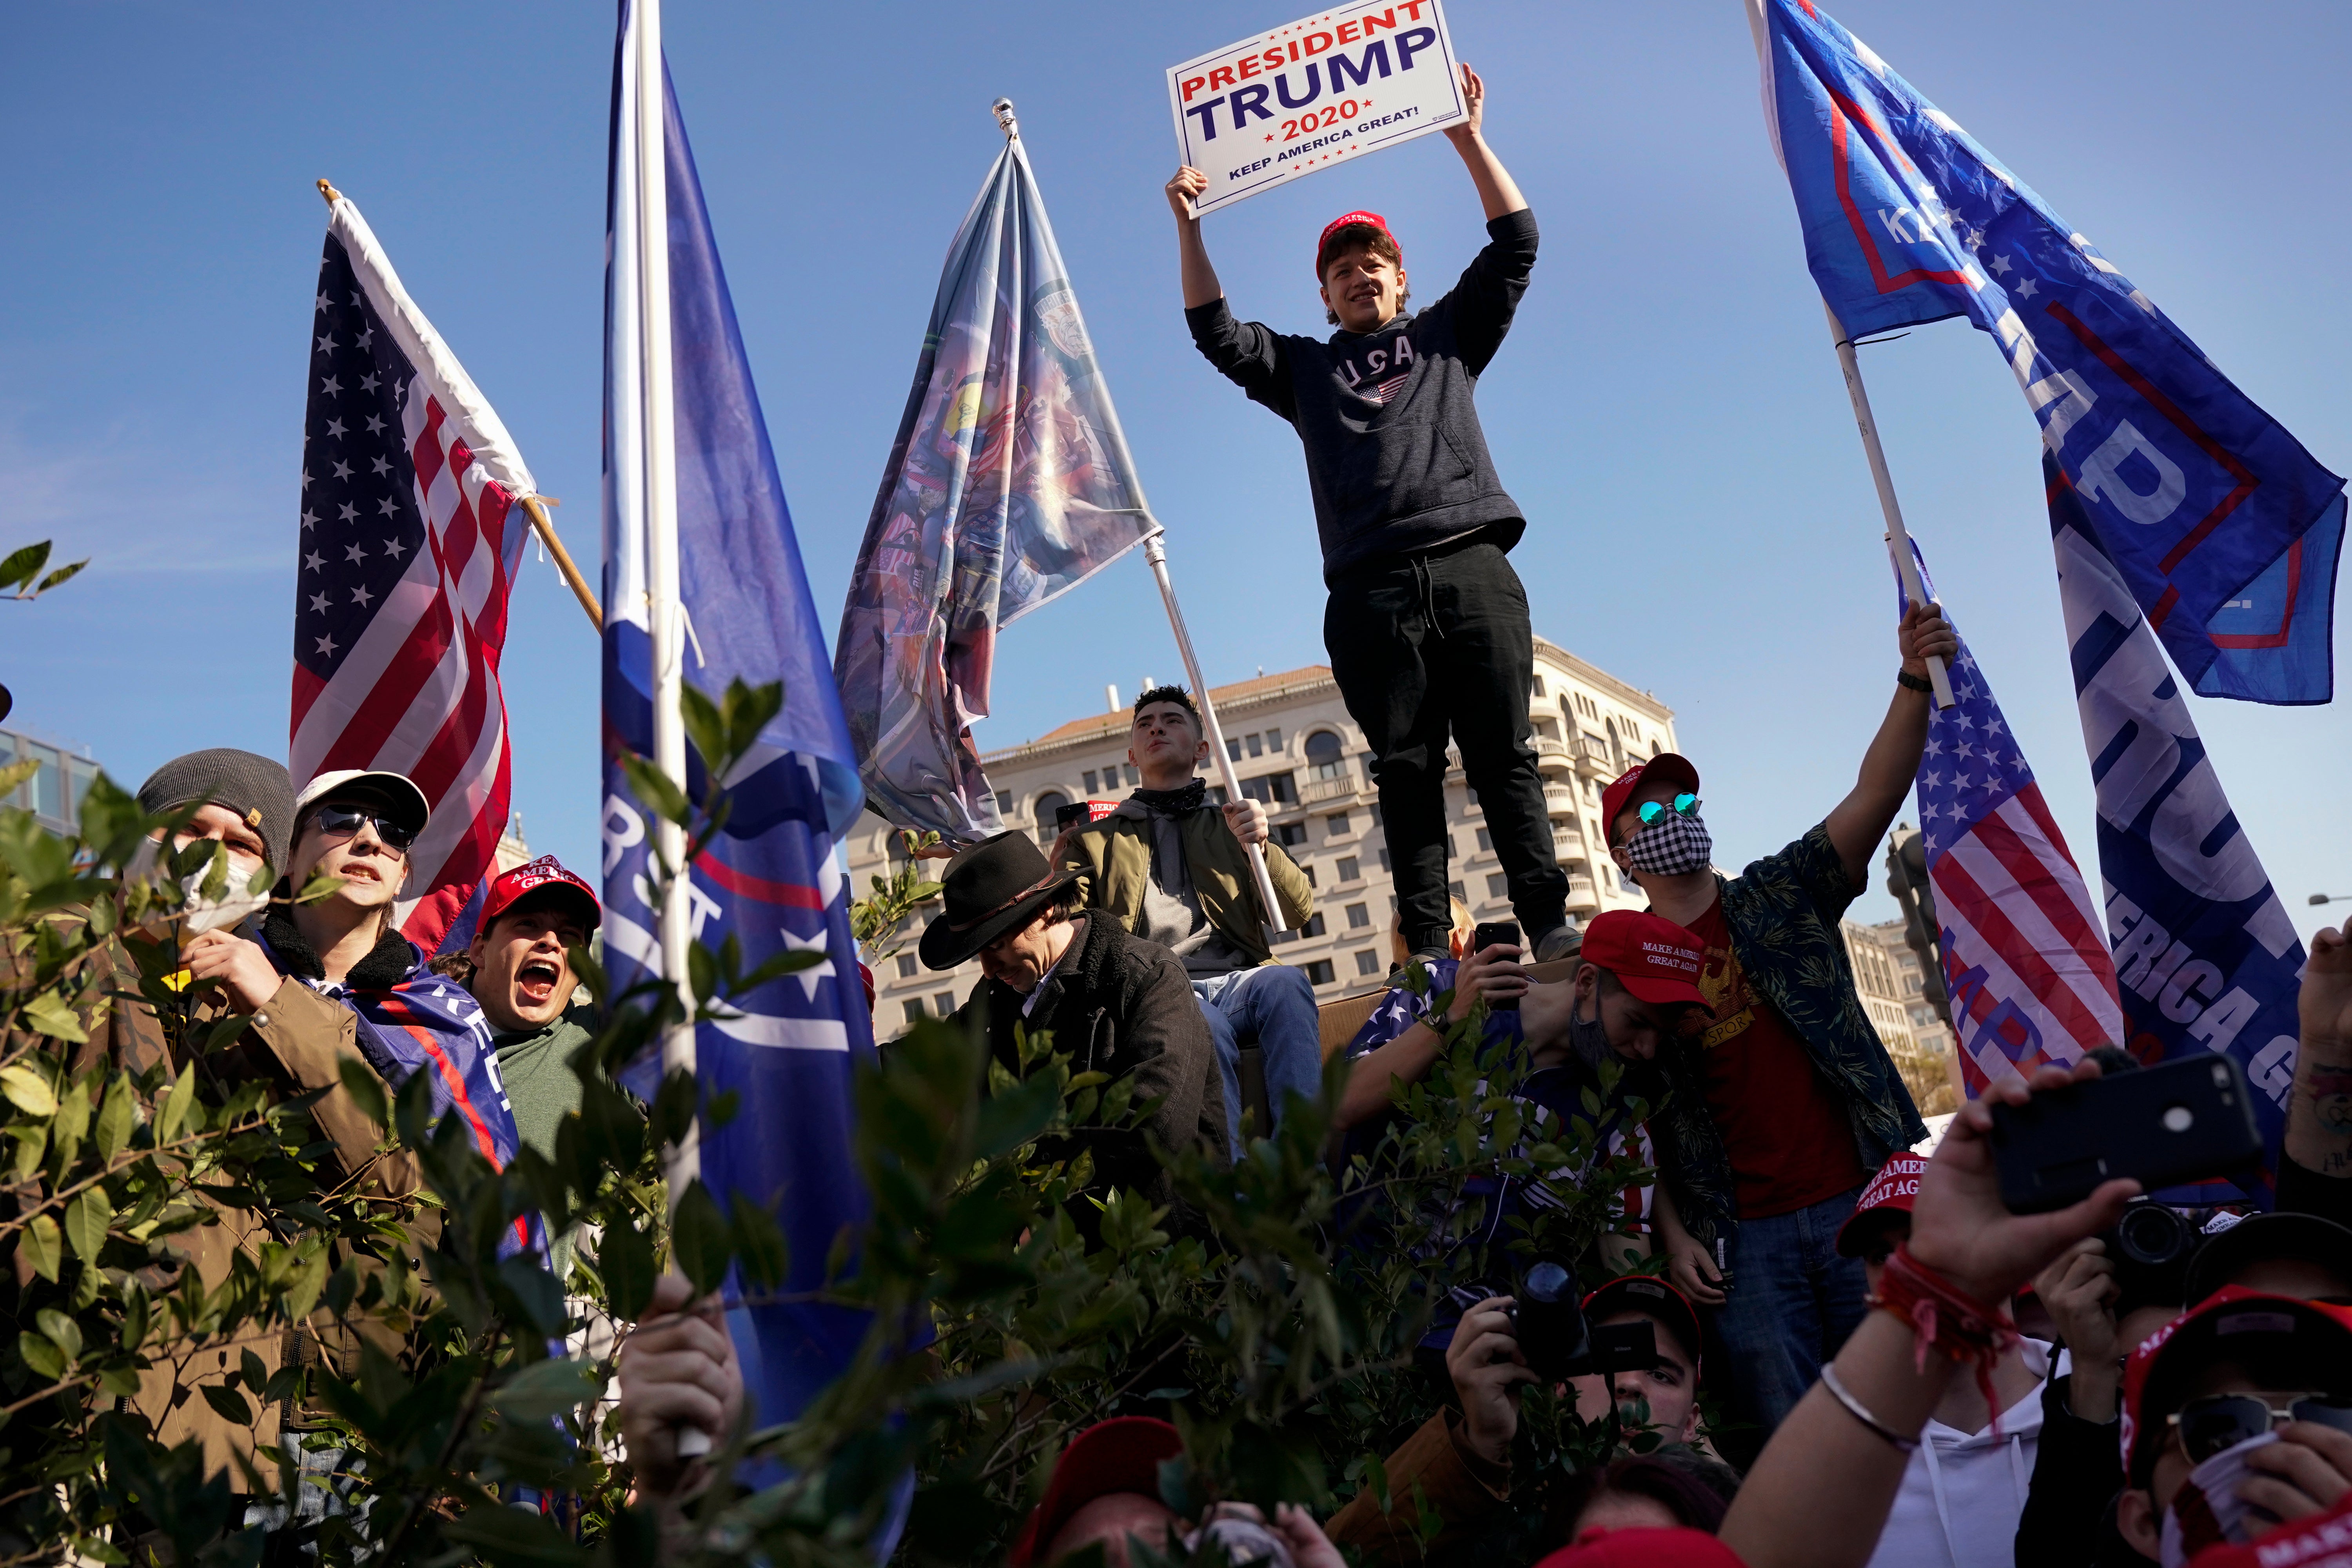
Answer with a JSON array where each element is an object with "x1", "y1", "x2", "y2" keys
[
  {"x1": 1543, "y1": 782, "x2": 1578, "y2": 815},
  {"x1": 1299, "y1": 774, "x2": 1357, "y2": 806},
  {"x1": 1571, "y1": 736, "x2": 1616, "y2": 778},
  {"x1": 1531, "y1": 731, "x2": 1571, "y2": 764}
]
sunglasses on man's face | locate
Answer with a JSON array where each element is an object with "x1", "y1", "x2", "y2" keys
[
  {"x1": 308, "y1": 805, "x2": 417, "y2": 855},
  {"x1": 2170, "y1": 1392, "x2": 2352, "y2": 1466},
  {"x1": 1637, "y1": 793, "x2": 1700, "y2": 826}
]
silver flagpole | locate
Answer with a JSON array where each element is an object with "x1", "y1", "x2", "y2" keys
[
  {"x1": 632, "y1": 0, "x2": 711, "y2": 1462},
  {"x1": 1824, "y1": 300, "x2": 1956, "y2": 709}
]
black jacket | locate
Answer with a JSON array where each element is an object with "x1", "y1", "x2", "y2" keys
[
  {"x1": 948, "y1": 915, "x2": 1228, "y2": 1232},
  {"x1": 2014, "y1": 1372, "x2": 2140, "y2": 1568},
  {"x1": 1187, "y1": 209, "x2": 1537, "y2": 583}
]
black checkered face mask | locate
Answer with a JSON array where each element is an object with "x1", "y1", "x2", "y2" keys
[{"x1": 1624, "y1": 808, "x2": 1713, "y2": 877}]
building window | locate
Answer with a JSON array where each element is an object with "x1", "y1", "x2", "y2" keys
[
  {"x1": 1378, "y1": 848, "x2": 1392, "y2": 872},
  {"x1": 1227, "y1": 738, "x2": 1243, "y2": 762},
  {"x1": 1531, "y1": 675, "x2": 1546, "y2": 697},
  {"x1": 1449, "y1": 881, "x2": 1467, "y2": 902},
  {"x1": 1304, "y1": 959, "x2": 1336, "y2": 986},
  {"x1": 1266, "y1": 728, "x2": 1283, "y2": 750},
  {"x1": 1486, "y1": 873, "x2": 1509, "y2": 898},
  {"x1": 1300, "y1": 863, "x2": 1318, "y2": 887},
  {"x1": 1326, "y1": 811, "x2": 1350, "y2": 835},
  {"x1": 1370, "y1": 802, "x2": 1383, "y2": 826},
  {"x1": 1209, "y1": 785, "x2": 1229, "y2": 806},
  {"x1": 934, "y1": 992, "x2": 955, "y2": 1016},
  {"x1": 1033, "y1": 791, "x2": 1069, "y2": 845},
  {"x1": 1533, "y1": 717, "x2": 1559, "y2": 740},
  {"x1": 1336, "y1": 857, "x2": 1359, "y2": 882},
  {"x1": 896, "y1": 955, "x2": 918, "y2": 980},
  {"x1": 1345, "y1": 902, "x2": 1370, "y2": 928},
  {"x1": 1245, "y1": 733, "x2": 1263, "y2": 757},
  {"x1": 996, "y1": 790, "x2": 1014, "y2": 816},
  {"x1": 902, "y1": 1000, "x2": 926, "y2": 1024},
  {"x1": 1302, "y1": 913, "x2": 1327, "y2": 938},
  {"x1": 1083, "y1": 770, "x2": 1099, "y2": 793},
  {"x1": 1304, "y1": 729, "x2": 1345, "y2": 780},
  {"x1": 1274, "y1": 822, "x2": 1308, "y2": 848},
  {"x1": 1476, "y1": 828, "x2": 1492, "y2": 852},
  {"x1": 1241, "y1": 771, "x2": 1297, "y2": 806},
  {"x1": 1123, "y1": 764, "x2": 1139, "y2": 786},
  {"x1": 1355, "y1": 949, "x2": 1382, "y2": 976}
]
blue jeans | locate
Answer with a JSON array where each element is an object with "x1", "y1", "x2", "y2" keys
[
  {"x1": 1711, "y1": 1183, "x2": 1870, "y2": 1433},
  {"x1": 1193, "y1": 965, "x2": 1323, "y2": 1154}
]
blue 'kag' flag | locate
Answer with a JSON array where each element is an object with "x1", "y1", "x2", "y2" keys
[
  {"x1": 833, "y1": 126, "x2": 1155, "y2": 842},
  {"x1": 2051, "y1": 454, "x2": 2303, "y2": 1202},
  {"x1": 1749, "y1": 0, "x2": 2345, "y2": 704},
  {"x1": 601, "y1": 0, "x2": 875, "y2": 1425}
]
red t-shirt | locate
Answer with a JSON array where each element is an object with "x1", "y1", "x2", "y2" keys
[{"x1": 1682, "y1": 897, "x2": 1865, "y2": 1219}]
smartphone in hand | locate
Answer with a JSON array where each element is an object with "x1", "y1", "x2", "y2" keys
[
  {"x1": 1988, "y1": 1054, "x2": 2262, "y2": 1213},
  {"x1": 1470, "y1": 920, "x2": 1522, "y2": 1013}
]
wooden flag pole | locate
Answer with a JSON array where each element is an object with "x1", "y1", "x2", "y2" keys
[
  {"x1": 1824, "y1": 299, "x2": 1956, "y2": 709},
  {"x1": 520, "y1": 496, "x2": 603, "y2": 633}
]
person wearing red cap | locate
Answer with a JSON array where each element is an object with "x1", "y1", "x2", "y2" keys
[
  {"x1": 465, "y1": 855, "x2": 604, "y2": 1163},
  {"x1": 2111, "y1": 1287, "x2": 2352, "y2": 1563},
  {"x1": 1831, "y1": 1154, "x2": 2054, "y2": 1568},
  {"x1": 1007, "y1": 1417, "x2": 1186, "y2": 1568},
  {"x1": 1165, "y1": 65, "x2": 1581, "y2": 973},
  {"x1": 1594, "y1": 596, "x2": 1957, "y2": 1436},
  {"x1": 1336, "y1": 910, "x2": 1713, "y2": 1286}
]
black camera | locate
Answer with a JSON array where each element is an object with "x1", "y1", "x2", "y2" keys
[
  {"x1": 2100, "y1": 1198, "x2": 2202, "y2": 1310},
  {"x1": 1504, "y1": 1259, "x2": 1658, "y2": 1382}
]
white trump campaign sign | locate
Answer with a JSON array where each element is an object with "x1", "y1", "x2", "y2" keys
[{"x1": 1169, "y1": 0, "x2": 1465, "y2": 215}]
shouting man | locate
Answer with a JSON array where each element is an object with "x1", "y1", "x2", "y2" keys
[
  {"x1": 1167, "y1": 63, "x2": 1575, "y2": 971},
  {"x1": 465, "y1": 855, "x2": 602, "y2": 1163}
]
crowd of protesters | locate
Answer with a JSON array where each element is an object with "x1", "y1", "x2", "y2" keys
[{"x1": 87, "y1": 58, "x2": 2352, "y2": 1568}]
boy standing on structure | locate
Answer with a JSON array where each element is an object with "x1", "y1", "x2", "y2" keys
[{"x1": 1166, "y1": 64, "x2": 1573, "y2": 966}]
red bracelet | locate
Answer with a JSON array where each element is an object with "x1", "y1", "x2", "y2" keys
[{"x1": 1870, "y1": 1243, "x2": 2022, "y2": 1437}]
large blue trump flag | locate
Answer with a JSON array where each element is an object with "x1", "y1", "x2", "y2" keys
[
  {"x1": 834, "y1": 125, "x2": 1154, "y2": 842},
  {"x1": 1749, "y1": 0, "x2": 2344, "y2": 704},
  {"x1": 2052, "y1": 454, "x2": 2302, "y2": 1202},
  {"x1": 603, "y1": 0, "x2": 873, "y2": 1424}
]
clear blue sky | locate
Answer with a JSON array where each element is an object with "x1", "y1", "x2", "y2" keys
[{"x1": 5, "y1": 1, "x2": 2348, "y2": 940}]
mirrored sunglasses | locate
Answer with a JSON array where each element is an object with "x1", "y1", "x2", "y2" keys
[
  {"x1": 308, "y1": 804, "x2": 417, "y2": 854},
  {"x1": 2171, "y1": 1392, "x2": 2352, "y2": 1465},
  {"x1": 1637, "y1": 793, "x2": 1700, "y2": 826}
]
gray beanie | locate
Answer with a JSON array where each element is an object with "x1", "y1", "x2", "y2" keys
[{"x1": 136, "y1": 748, "x2": 297, "y2": 875}]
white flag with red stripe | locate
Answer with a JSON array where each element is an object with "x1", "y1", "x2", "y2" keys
[
  {"x1": 1905, "y1": 547, "x2": 2125, "y2": 1093},
  {"x1": 289, "y1": 195, "x2": 536, "y2": 952}
]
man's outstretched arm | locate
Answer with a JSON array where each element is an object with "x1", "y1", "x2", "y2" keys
[
  {"x1": 1823, "y1": 601, "x2": 1958, "y2": 889},
  {"x1": 1443, "y1": 65, "x2": 1526, "y2": 220},
  {"x1": 1166, "y1": 166, "x2": 1224, "y2": 309}
]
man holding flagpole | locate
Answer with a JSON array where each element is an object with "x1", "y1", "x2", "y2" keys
[{"x1": 1167, "y1": 64, "x2": 1577, "y2": 971}]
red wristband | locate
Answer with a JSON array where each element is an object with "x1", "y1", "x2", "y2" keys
[{"x1": 1870, "y1": 1244, "x2": 2022, "y2": 1437}]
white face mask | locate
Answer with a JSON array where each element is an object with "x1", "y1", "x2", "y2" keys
[
  {"x1": 131, "y1": 838, "x2": 271, "y2": 936},
  {"x1": 2160, "y1": 1429, "x2": 2281, "y2": 1568}
]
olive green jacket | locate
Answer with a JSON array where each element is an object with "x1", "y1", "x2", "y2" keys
[{"x1": 1057, "y1": 800, "x2": 1317, "y2": 969}]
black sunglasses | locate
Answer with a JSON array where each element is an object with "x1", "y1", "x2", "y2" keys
[
  {"x1": 2171, "y1": 1392, "x2": 2352, "y2": 1466},
  {"x1": 307, "y1": 804, "x2": 417, "y2": 854}
]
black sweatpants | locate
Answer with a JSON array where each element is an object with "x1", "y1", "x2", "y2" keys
[{"x1": 1323, "y1": 539, "x2": 1568, "y2": 952}]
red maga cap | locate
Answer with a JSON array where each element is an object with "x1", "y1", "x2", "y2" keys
[
  {"x1": 481, "y1": 854, "x2": 601, "y2": 931},
  {"x1": 1579, "y1": 911, "x2": 1709, "y2": 1010},
  {"x1": 1317, "y1": 210, "x2": 1397, "y2": 271},
  {"x1": 2121, "y1": 1287, "x2": 2352, "y2": 1485},
  {"x1": 1835, "y1": 1154, "x2": 1927, "y2": 1256},
  {"x1": 1008, "y1": 1417, "x2": 1183, "y2": 1567},
  {"x1": 1599, "y1": 754, "x2": 1702, "y2": 846},
  {"x1": 1534, "y1": 1527, "x2": 1745, "y2": 1568}
]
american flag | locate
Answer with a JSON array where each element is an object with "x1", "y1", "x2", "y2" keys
[
  {"x1": 1909, "y1": 555, "x2": 2125, "y2": 1093},
  {"x1": 289, "y1": 196, "x2": 537, "y2": 953}
]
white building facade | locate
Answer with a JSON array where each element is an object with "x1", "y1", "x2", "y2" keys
[{"x1": 853, "y1": 637, "x2": 1680, "y2": 1033}]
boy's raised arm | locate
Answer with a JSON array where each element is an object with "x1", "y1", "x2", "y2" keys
[
  {"x1": 1443, "y1": 66, "x2": 1526, "y2": 221},
  {"x1": 1165, "y1": 166, "x2": 1225, "y2": 309}
]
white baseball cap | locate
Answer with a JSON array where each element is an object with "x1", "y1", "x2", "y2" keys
[{"x1": 294, "y1": 769, "x2": 431, "y2": 839}]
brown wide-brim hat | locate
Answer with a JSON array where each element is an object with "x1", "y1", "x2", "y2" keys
[{"x1": 918, "y1": 831, "x2": 1079, "y2": 971}]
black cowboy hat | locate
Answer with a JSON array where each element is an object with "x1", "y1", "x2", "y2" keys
[{"x1": 918, "y1": 831, "x2": 1080, "y2": 971}]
